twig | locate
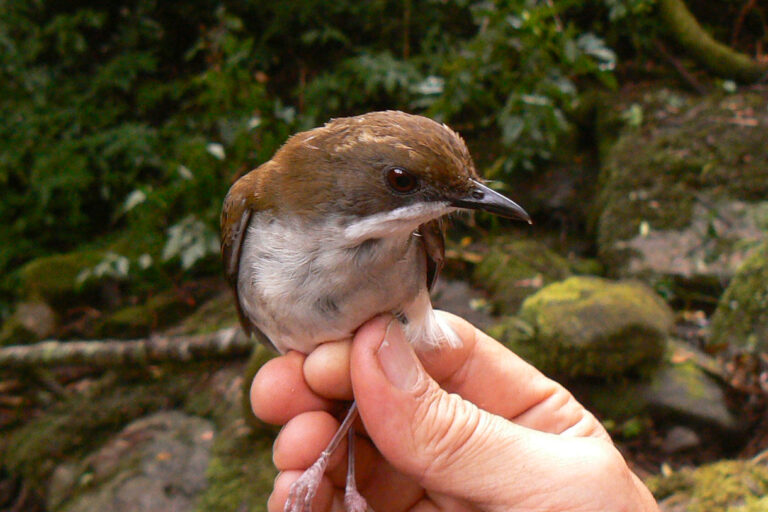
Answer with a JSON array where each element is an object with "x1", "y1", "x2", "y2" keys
[
  {"x1": 654, "y1": 39, "x2": 710, "y2": 94},
  {"x1": 0, "y1": 328, "x2": 255, "y2": 370},
  {"x1": 732, "y1": 0, "x2": 758, "y2": 47}
]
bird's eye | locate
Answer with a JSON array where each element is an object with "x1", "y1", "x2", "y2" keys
[{"x1": 386, "y1": 168, "x2": 418, "y2": 194}]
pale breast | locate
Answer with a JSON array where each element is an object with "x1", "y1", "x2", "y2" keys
[{"x1": 237, "y1": 214, "x2": 426, "y2": 353}]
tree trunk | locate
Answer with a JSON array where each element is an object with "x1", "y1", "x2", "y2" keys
[{"x1": 658, "y1": 0, "x2": 767, "y2": 83}]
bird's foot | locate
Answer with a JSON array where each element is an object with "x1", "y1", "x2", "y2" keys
[
  {"x1": 344, "y1": 485, "x2": 370, "y2": 512},
  {"x1": 285, "y1": 452, "x2": 330, "y2": 512}
]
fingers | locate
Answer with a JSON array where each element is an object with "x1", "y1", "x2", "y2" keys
[
  {"x1": 250, "y1": 351, "x2": 336, "y2": 424},
  {"x1": 349, "y1": 317, "x2": 646, "y2": 509},
  {"x1": 252, "y1": 314, "x2": 606, "y2": 438},
  {"x1": 272, "y1": 407, "x2": 426, "y2": 511},
  {"x1": 421, "y1": 311, "x2": 607, "y2": 437},
  {"x1": 304, "y1": 340, "x2": 354, "y2": 400}
]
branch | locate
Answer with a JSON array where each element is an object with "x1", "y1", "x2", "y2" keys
[
  {"x1": 658, "y1": 0, "x2": 768, "y2": 83},
  {"x1": 0, "y1": 328, "x2": 255, "y2": 369}
]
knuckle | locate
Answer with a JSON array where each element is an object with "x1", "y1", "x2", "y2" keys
[{"x1": 411, "y1": 387, "x2": 485, "y2": 480}]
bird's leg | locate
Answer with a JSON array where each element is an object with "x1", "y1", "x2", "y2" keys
[
  {"x1": 344, "y1": 424, "x2": 370, "y2": 512},
  {"x1": 285, "y1": 401, "x2": 363, "y2": 512}
]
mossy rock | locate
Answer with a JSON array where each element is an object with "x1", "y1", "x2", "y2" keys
[
  {"x1": 473, "y1": 238, "x2": 573, "y2": 315},
  {"x1": 710, "y1": 241, "x2": 768, "y2": 353},
  {"x1": 640, "y1": 358, "x2": 739, "y2": 433},
  {"x1": 92, "y1": 290, "x2": 197, "y2": 339},
  {"x1": 47, "y1": 411, "x2": 215, "y2": 512},
  {"x1": 0, "y1": 301, "x2": 58, "y2": 346},
  {"x1": 16, "y1": 250, "x2": 108, "y2": 309},
  {"x1": 646, "y1": 456, "x2": 768, "y2": 511},
  {"x1": 502, "y1": 276, "x2": 672, "y2": 378},
  {"x1": 168, "y1": 292, "x2": 240, "y2": 335},
  {"x1": 3, "y1": 370, "x2": 197, "y2": 489},
  {"x1": 595, "y1": 88, "x2": 768, "y2": 295}
]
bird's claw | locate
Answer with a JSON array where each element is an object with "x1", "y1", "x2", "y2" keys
[
  {"x1": 343, "y1": 487, "x2": 370, "y2": 512},
  {"x1": 284, "y1": 454, "x2": 328, "y2": 512}
]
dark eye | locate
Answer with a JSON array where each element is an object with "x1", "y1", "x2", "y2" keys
[{"x1": 386, "y1": 168, "x2": 418, "y2": 193}]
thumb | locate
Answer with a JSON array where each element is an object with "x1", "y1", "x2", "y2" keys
[{"x1": 350, "y1": 316, "x2": 557, "y2": 508}]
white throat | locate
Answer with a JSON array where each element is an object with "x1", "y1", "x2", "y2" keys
[{"x1": 343, "y1": 201, "x2": 455, "y2": 244}]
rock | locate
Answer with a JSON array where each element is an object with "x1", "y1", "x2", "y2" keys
[
  {"x1": 595, "y1": 89, "x2": 768, "y2": 297},
  {"x1": 473, "y1": 238, "x2": 572, "y2": 315},
  {"x1": 48, "y1": 411, "x2": 215, "y2": 512},
  {"x1": 647, "y1": 455, "x2": 768, "y2": 512},
  {"x1": 710, "y1": 241, "x2": 768, "y2": 353},
  {"x1": 0, "y1": 301, "x2": 57, "y2": 346},
  {"x1": 502, "y1": 276, "x2": 672, "y2": 378},
  {"x1": 641, "y1": 361, "x2": 739, "y2": 433},
  {"x1": 432, "y1": 278, "x2": 495, "y2": 330},
  {"x1": 92, "y1": 290, "x2": 197, "y2": 339},
  {"x1": 661, "y1": 426, "x2": 701, "y2": 454},
  {"x1": 16, "y1": 250, "x2": 109, "y2": 308}
]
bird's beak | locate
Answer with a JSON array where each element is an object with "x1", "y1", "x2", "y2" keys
[{"x1": 450, "y1": 179, "x2": 532, "y2": 224}]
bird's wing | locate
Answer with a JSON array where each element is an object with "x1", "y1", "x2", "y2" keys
[
  {"x1": 418, "y1": 219, "x2": 445, "y2": 292},
  {"x1": 220, "y1": 183, "x2": 277, "y2": 351}
]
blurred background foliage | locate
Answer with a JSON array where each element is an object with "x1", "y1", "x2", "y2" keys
[{"x1": 0, "y1": 0, "x2": 761, "y2": 314}]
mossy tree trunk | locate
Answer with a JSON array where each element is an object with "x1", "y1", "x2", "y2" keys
[{"x1": 658, "y1": 0, "x2": 768, "y2": 83}]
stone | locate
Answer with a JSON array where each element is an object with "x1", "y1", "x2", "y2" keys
[
  {"x1": 641, "y1": 361, "x2": 739, "y2": 433},
  {"x1": 661, "y1": 426, "x2": 701, "y2": 454},
  {"x1": 505, "y1": 276, "x2": 672, "y2": 378},
  {"x1": 595, "y1": 89, "x2": 768, "y2": 297},
  {"x1": 91, "y1": 290, "x2": 197, "y2": 339},
  {"x1": 432, "y1": 278, "x2": 495, "y2": 330},
  {"x1": 16, "y1": 250, "x2": 108, "y2": 308},
  {"x1": 48, "y1": 411, "x2": 215, "y2": 512},
  {"x1": 473, "y1": 238, "x2": 572, "y2": 316},
  {"x1": 710, "y1": 241, "x2": 768, "y2": 353},
  {"x1": 0, "y1": 301, "x2": 57, "y2": 346}
]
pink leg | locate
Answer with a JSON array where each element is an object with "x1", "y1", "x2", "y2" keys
[
  {"x1": 344, "y1": 424, "x2": 370, "y2": 511},
  {"x1": 285, "y1": 402, "x2": 365, "y2": 512}
]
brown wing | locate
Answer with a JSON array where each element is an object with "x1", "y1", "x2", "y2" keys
[
  {"x1": 417, "y1": 219, "x2": 446, "y2": 291},
  {"x1": 220, "y1": 176, "x2": 277, "y2": 351}
]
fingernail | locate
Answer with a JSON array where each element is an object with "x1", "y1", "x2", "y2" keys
[{"x1": 377, "y1": 320, "x2": 422, "y2": 391}]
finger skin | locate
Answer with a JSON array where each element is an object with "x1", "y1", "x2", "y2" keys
[
  {"x1": 273, "y1": 411, "x2": 346, "y2": 470},
  {"x1": 425, "y1": 312, "x2": 608, "y2": 438},
  {"x1": 251, "y1": 351, "x2": 335, "y2": 425},
  {"x1": 304, "y1": 340, "x2": 354, "y2": 400},
  {"x1": 349, "y1": 316, "x2": 660, "y2": 511}
]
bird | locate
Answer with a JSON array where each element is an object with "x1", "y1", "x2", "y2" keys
[{"x1": 221, "y1": 110, "x2": 530, "y2": 511}]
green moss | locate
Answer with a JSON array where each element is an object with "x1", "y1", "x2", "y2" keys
[
  {"x1": 513, "y1": 276, "x2": 672, "y2": 377},
  {"x1": 2, "y1": 370, "x2": 195, "y2": 487},
  {"x1": 170, "y1": 292, "x2": 240, "y2": 335},
  {"x1": 191, "y1": 360, "x2": 277, "y2": 512},
  {"x1": 473, "y1": 238, "x2": 572, "y2": 315},
  {"x1": 92, "y1": 290, "x2": 197, "y2": 338},
  {"x1": 710, "y1": 241, "x2": 768, "y2": 352},
  {"x1": 646, "y1": 459, "x2": 768, "y2": 511},
  {"x1": 194, "y1": 427, "x2": 275, "y2": 512},
  {"x1": 595, "y1": 90, "x2": 768, "y2": 276},
  {"x1": 16, "y1": 250, "x2": 107, "y2": 307}
]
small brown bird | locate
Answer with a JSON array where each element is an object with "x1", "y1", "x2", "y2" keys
[{"x1": 221, "y1": 111, "x2": 530, "y2": 511}]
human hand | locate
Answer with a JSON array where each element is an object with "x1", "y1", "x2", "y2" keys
[{"x1": 251, "y1": 312, "x2": 659, "y2": 511}]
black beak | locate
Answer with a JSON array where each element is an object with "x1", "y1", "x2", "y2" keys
[{"x1": 450, "y1": 180, "x2": 532, "y2": 224}]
